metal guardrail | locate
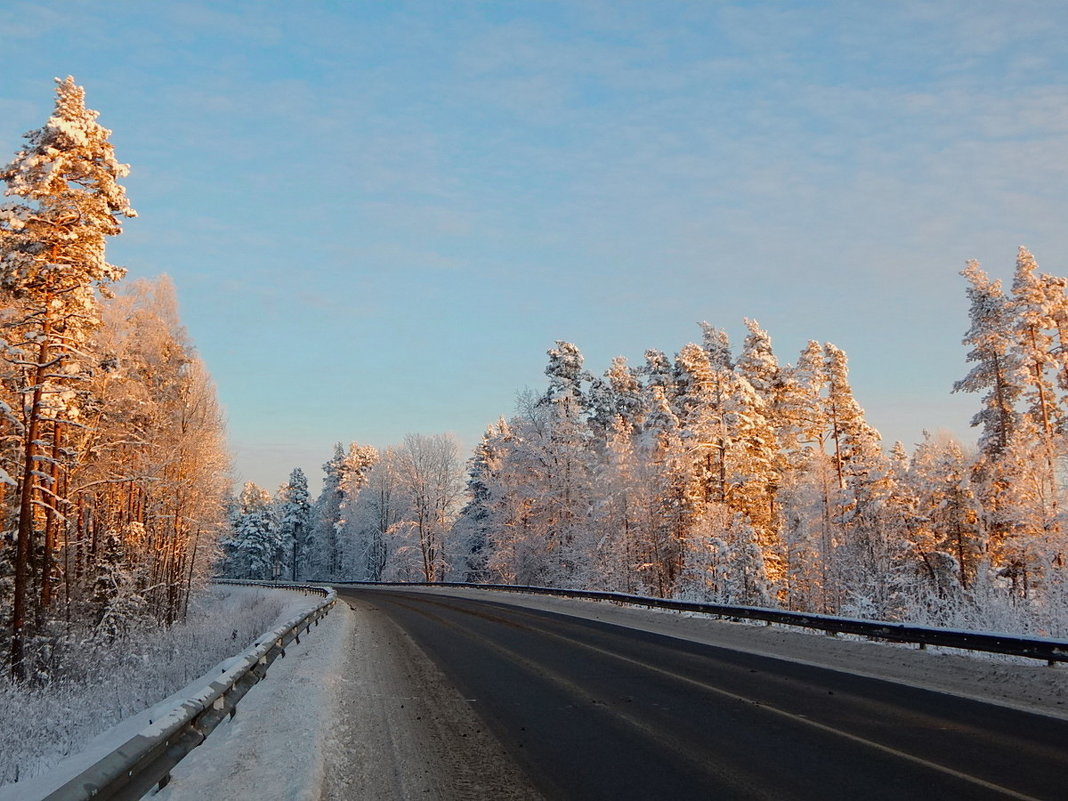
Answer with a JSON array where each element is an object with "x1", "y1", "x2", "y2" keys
[
  {"x1": 339, "y1": 580, "x2": 1068, "y2": 666},
  {"x1": 42, "y1": 581, "x2": 335, "y2": 801}
]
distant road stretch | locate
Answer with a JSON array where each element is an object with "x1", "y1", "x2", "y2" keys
[{"x1": 336, "y1": 588, "x2": 1068, "y2": 801}]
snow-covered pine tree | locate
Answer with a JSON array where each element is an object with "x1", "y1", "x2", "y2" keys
[
  {"x1": 1040, "y1": 270, "x2": 1068, "y2": 405},
  {"x1": 642, "y1": 348, "x2": 677, "y2": 402},
  {"x1": 673, "y1": 337, "x2": 781, "y2": 591},
  {"x1": 335, "y1": 443, "x2": 379, "y2": 577},
  {"x1": 451, "y1": 419, "x2": 512, "y2": 582},
  {"x1": 908, "y1": 433, "x2": 982, "y2": 595},
  {"x1": 954, "y1": 260, "x2": 1022, "y2": 460},
  {"x1": 90, "y1": 532, "x2": 146, "y2": 643},
  {"x1": 775, "y1": 340, "x2": 830, "y2": 482},
  {"x1": 736, "y1": 322, "x2": 789, "y2": 584},
  {"x1": 588, "y1": 356, "x2": 645, "y2": 446},
  {"x1": 636, "y1": 385, "x2": 691, "y2": 596},
  {"x1": 0, "y1": 77, "x2": 135, "y2": 679},
  {"x1": 775, "y1": 342, "x2": 834, "y2": 611},
  {"x1": 537, "y1": 342, "x2": 594, "y2": 585},
  {"x1": 823, "y1": 343, "x2": 880, "y2": 490},
  {"x1": 543, "y1": 340, "x2": 590, "y2": 405},
  {"x1": 674, "y1": 342, "x2": 725, "y2": 507},
  {"x1": 1011, "y1": 247, "x2": 1059, "y2": 446},
  {"x1": 1008, "y1": 247, "x2": 1062, "y2": 542},
  {"x1": 725, "y1": 513, "x2": 772, "y2": 607},
  {"x1": 992, "y1": 418, "x2": 1060, "y2": 598},
  {"x1": 588, "y1": 414, "x2": 643, "y2": 592},
  {"x1": 220, "y1": 483, "x2": 278, "y2": 580},
  {"x1": 721, "y1": 371, "x2": 783, "y2": 588},
  {"x1": 306, "y1": 442, "x2": 378, "y2": 579},
  {"x1": 674, "y1": 502, "x2": 732, "y2": 602},
  {"x1": 307, "y1": 444, "x2": 346, "y2": 579},
  {"x1": 479, "y1": 401, "x2": 551, "y2": 586},
  {"x1": 953, "y1": 259, "x2": 1026, "y2": 577},
  {"x1": 276, "y1": 468, "x2": 311, "y2": 580},
  {"x1": 699, "y1": 322, "x2": 732, "y2": 371},
  {"x1": 954, "y1": 252, "x2": 1068, "y2": 596},
  {"x1": 821, "y1": 342, "x2": 887, "y2": 612},
  {"x1": 870, "y1": 441, "x2": 924, "y2": 620},
  {"x1": 736, "y1": 318, "x2": 781, "y2": 402}
]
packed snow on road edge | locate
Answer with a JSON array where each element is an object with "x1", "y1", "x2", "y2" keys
[{"x1": 154, "y1": 598, "x2": 353, "y2": 801}]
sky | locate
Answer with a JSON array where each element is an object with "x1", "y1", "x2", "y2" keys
[{"x1": 3, "y1": 0, "x2": 1068, "y2": 493}]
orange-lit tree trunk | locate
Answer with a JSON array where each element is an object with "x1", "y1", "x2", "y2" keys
[
  {"x1": 11, "y1": 320, "x2": 51, "y2": 680},
  {"x1": 40, "y1": 422, "x2": 63, "y2": 609}
]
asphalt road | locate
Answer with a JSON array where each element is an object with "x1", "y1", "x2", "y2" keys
[{"x1": 336, "y1": 588, "x2": 1068, "y2": 801}]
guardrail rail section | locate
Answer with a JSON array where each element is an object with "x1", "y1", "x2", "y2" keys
[{"x1": 43, "y1": 581, "x2": 336, "y2": 801}]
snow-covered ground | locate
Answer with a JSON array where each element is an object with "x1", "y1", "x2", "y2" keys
[
  {"x1": 0, "y1": 585, "x2": 320, "y2": 800},
  {"x1": 152, "y1": 594, "x2": 353, "y2": 801}
]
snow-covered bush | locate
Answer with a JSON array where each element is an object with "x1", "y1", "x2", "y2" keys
[{"x1": 0, "y1": 586, "x2": 289, "y2": 787}]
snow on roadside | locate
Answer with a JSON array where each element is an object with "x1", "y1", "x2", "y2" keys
[
  {"x1": 383, "y1": 585, "x2": 1068, "y2": 721},
  {"x1": 0, "y1": 585, "x2": 324, "y2": 801},
  {"x1": 154, "y1": 600, "x2": 353, "y2": 801}
]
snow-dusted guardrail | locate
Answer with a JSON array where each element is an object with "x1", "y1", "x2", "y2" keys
[
  {"x1": 43, "y1": 582, "x2": 335, "y2": 801},
  {"x1": 343, "y1": 581, "x2": 1068, "y2": 666}
]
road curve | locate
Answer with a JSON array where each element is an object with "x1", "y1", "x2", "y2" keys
[{"x1": 336, "y1": 587, "x2": 1068, "y2": 801}]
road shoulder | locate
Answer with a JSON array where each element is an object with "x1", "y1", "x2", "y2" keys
[{"x1": 327, "y1": 592, "x2": 543, "y2": 801}]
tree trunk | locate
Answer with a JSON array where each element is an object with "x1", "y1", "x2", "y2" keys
[
  {"x1": 41, "y1": 423, "x2": 63, "y2": 609},
  {"x1": 182, "y1": 528, "x2": 201, "y2": 621},
  {"x1": 11, "y1": 326, "x2": 51, "y2": 681}
]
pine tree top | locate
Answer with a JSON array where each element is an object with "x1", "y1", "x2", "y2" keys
[{"x1": 0, "y1": 76, "x2": 135, "y2": 300}]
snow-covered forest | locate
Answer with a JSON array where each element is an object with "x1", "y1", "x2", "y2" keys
[
  {"x1": 220, "y1": 434, "x2": 462, "y2": 586},
  {"x1": 226, "y1": 248, "x2": 1068, "y2": 636},
  {"x1": 0, "y1": 78, "x2": 231, "y2": 682}
]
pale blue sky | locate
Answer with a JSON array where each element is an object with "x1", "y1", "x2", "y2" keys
[{"x1": 3, "y1": 1, "x2": 1068, "y2": 492}]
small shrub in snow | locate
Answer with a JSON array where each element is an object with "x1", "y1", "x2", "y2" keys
[{"x1": 0, "y1": 587, "x2": 287, "y2": 787}]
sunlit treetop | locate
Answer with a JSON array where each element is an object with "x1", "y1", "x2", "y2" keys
[{"x1": 0, "y1": 76, "x2": 135, "y2": 300}]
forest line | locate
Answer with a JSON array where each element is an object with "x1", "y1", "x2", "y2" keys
[{"x1": 223, "y1": 247, "x2": 1068, "y2": 637}]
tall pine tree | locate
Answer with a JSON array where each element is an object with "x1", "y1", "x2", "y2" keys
[{"x1": 1, "y1": 77, "x2": 135, "y2": 678}]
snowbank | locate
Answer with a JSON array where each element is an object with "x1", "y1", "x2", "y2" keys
[
  {"x1": 0, "y1": 585, "x2": 320, "y2": 800},
  {"x1": 154, "y1": 598, "x2": 354, "y2": 801}
]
